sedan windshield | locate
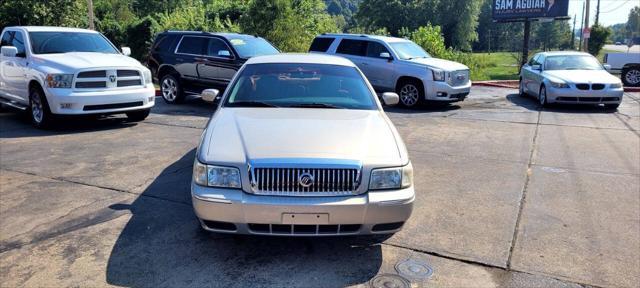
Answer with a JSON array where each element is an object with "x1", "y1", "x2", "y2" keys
[
  {"x1": 544, "y1": 55, "x2": 604, "y2": 71},
  {"x1": 389, "y1": 41, "x2": 430, "y2": 60},
  {"x1": 224, "y1": 63, "x2": 377, "y2": 110},
  {"x1": 29, "y1": 32, "x2": 119, "y2": 54},
  {"x1": 228, "y1": 37, "x2": 279, "y2": 58}
]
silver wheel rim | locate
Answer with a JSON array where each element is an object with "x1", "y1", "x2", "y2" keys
[
  {"x1": 400, "y1": 84, "x2": 419, "y2": 106},
  {"x1": 161, "y1": 77, "x2": 177, "y2": 101},
  {"x1": 540, "y1": 87, "x2": 546, "y2": 105},
  {"x1": 31, "y1": 91, "x2": 43, "y2": 123},
  {"x1": 626, "y1": 70, "x2": 640, "y2": 85}
]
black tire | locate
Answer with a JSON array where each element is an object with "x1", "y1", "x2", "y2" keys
[
  {"x1": 605, "y1": 103, "x2": 620, "y2": 110},
  {"x1": 396, "y1": 79, "x2": 424, "y2": 108},
  {"x1": 518, "y1": 78, "x2": 527, "y2": 97},
  {"x1": 538, "y1": 85, "x2": 548, "y2": 108},
  {"x1": 621, "y1": 67, "x2": 640, "y2": 87},
  {"x1": 160, "y1": 74, "x2": 185, "y2": 104},
  {"x1": 29, "y1": 85, "x2": 55, "y2": 129},
  {"x1": 126, "y1": 109, "x2": 150, "y2": 121}
]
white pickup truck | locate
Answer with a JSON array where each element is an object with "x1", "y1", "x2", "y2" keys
[
  {"x1": 604, "y1": 52, "x2": 640, "y2": 87},
  {"x1": 0, "y1": 26, "x2": 155, "y2": 128}
]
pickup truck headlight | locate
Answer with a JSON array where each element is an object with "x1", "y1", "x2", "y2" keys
[
  {"x1": 46, "y1": 74, "x2": 74, "y2": 88},
  {"x1": 142, "y1": 68, "x2": 152, "y2": 84},
  {"x1": 193, "y1": 160, "x2": 241, "y2": 189},
  {"x1": 610, "y1": 83, "x2": 622, "y2": 89},
  {"x1": 369, "y1": 163, "x2": 413, "y2": 190},
  {"x1": 549, "y1": 80, "x2": 569, "y2": 88},
  {"x1": 432, "y1": 69, "x2": 445, "y2": 82}
]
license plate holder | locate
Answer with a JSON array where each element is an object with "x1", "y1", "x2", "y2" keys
[{"x1": 282, "y1": 213, "x2": 329, "y2": 225}]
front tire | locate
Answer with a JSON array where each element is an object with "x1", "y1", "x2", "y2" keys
[
  {"x1": 29, "y1": 85, "x2": 54, "y2": 129},
  {"x1": 126, "y1": 109, "x2": 150, "y2": 122},
  {"x1": 539, "y1": 85, "x2": 548, "y2": 107},
  {"x1": 397, "y1": 80, "x2": 424, "y2": 108},
  {"x1": 622, "y1": 67, "x2": 640, "y2": 87},
  {"x1": 160, "y1": 74, "x2": 184, "y2": 104},
  {"x1": 519, "y1": 78, "x2": 527, "y2": 97}
]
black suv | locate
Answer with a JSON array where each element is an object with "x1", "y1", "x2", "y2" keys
[{"x1": 148, "y1": 31, "x2": 279, "y2": 104}]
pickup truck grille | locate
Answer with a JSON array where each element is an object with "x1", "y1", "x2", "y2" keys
[
  {"x1": 448, "y1": 70, "x2": 469, "y2": 87},
  {"x1": 75, "y1": 69, "x2": 142, "y2": 89},
  {"x1": 250, "y1": 167, "x2": 360, "y2": 196}
]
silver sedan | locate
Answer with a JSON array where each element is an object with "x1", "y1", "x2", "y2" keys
[{"x1": 519, "y1": 51, "x2": 624, "y2": 109}]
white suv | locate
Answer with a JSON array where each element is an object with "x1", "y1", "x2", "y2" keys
[
  {"x1": 0, "y1": 26, "x2": 155, "y2": 128},
  {"x1": 310, "y1": 33, "x2": 471, "y2": 107}
]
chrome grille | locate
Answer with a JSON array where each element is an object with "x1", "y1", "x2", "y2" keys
[
  {"x1": 74, "y1": 69, "x2": 143, "y2": 89},
  {"x1": 448, "y1": 70, "x2": 469, "y2": 87},
  {"x1": 251, "y1": 167, "x2": 360, "y2": 196}
]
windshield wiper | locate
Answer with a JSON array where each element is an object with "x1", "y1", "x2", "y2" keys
[
  {"x1": 287, "y1": 103, "x2": 344, "y2": 109},
  {"x1": 228, "y1": 101, "x2": 279, "y2": 108}
]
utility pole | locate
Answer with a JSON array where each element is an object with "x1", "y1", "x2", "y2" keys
[
  {"x1": 571, "y1": 15, "x2": 576, "y2": 50},
  {"x1": 583, "y1": 0, "x2": 590, "y2": 52},
  {"x1": 87, "y1": 0, "x2": 95, "y2": 30},
  {"x1": 579, "y1": 2, "x2": 585, "y2": 49},
  {"x1": 595, "y1": 0, "x2": 601, "y2": 26},
  {"x1": 521, "y1": 20, "x2": 531, "y2": 71}
]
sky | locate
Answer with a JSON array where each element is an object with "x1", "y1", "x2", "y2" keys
[{"x1": 567, "y1": 0, "x2": 638, "y2": 27}]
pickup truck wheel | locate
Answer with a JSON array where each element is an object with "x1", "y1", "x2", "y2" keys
[
  {"x1": 29, "y1": 86, "x2": 54, "y2": 129},
  {"x1": 160, "y1": 74, "x2": 184, "y2": 104},
  {"x1": 622, "y1": 67, "x2": 640, "y2": 87},
  {"x1": 397, "y1": 81, "x2": 423, "y2": 108},
  {"x1": 126, "y1": 109, "x2": 150, "y2": 122}
]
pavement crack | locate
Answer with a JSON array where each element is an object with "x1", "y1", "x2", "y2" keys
[{"x1": 506, "y1": 106, "x2": 542, "y2": 268}]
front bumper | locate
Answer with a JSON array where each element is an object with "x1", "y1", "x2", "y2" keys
[
  {"x1": 546, "y1": 86, "x2": 624, "y2": 104},
  {"x1": 191, "y1": 183, "x2": 415, "y2": 236},
  {"x1": 45, "y1": 86, "x2": 156, "y2": 115},
  {"x1": 424, "y1": 80, "x2": 471, "y2": 102}
]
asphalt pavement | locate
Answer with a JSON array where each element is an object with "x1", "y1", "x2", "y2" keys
[{"x1": 1, "y1": 87, "x2": 638, "y2": 287}]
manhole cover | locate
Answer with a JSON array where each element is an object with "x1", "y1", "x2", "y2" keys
[
  {"x1": 395, "y1": 259, "x2": 434, "y2": 280},
  {"x1": 369, "y1": 274, "x2": 410, "y2": 288}
]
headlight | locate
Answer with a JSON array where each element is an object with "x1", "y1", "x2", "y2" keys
[
  {"x1": 46, "y1": 74, "x2": 73, "y2": 88},
  {"x1": 142, "y1": 68, "x2": 152, "y2": 84},
  {"x1": 432, "y1": 69, "x2": 445, "y2": 82},
  {"x1": 610, "y1": 83, "x2": 622, "y2": 89},
  {"x1": 369, "y1": 163, "x2": 413, "y2": 190},
  {"x1": 549, "y1": 81, "x2": 569, "y2": 88},
  {"x1": 193, "y1": 160, "x2": 241, "y2": 188}
]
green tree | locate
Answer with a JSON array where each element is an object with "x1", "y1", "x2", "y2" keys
[
  {"x1": 241, "y1": 0, "x2": 338, "y2": 52},
  {"x1": 0, "y1": 0, "x2": 87, "y2": 31},
  {"x1": 627, "y1": 6, "x2": 640, "y2": 41},
  {"x1": 588, "y1": 24, "x2": 611, "y2": 56}
]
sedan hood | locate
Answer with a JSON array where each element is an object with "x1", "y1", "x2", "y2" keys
[
  {"x1": 200, "y1": 108, "x2": 407, "y2": 167},
  {"x1": 406, "y1": 57, "x2": 468, "y2": 71},
  {"x1": 543, "y1": 70, "x2": 620, "y2": 84},
  {"x1": 31, "y1": 52, "x2": 142, "y2": 73}
]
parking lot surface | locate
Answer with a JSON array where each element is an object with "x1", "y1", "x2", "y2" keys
[{"x1": 1, "y1": 87, "x2": 638, "y2": 287}]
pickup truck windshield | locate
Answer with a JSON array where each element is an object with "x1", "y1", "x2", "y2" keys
[
  {"x1": 544, "y1": 55, "x2": 604, "y2": 71},
  {"x1": 29, "y1": 32, "x2": 119, "y2": 54},
  {"x1": 225, "y1": 63, "x2": 377, "y2": 110},
  {"x1": 390, "y1": 42, "x2": 431, "y2": 60},
  {"x1": 228, "y1": 37, "x2": 279, "y2": 58}
]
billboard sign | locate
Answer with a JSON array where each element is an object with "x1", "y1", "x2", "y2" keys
[{"x1": 493, "y1": 0, "x2": 569, "y2": 20}]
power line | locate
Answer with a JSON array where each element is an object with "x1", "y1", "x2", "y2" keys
[{"x1": 600, "y1": 0, "x2": 632, "y2": 13}]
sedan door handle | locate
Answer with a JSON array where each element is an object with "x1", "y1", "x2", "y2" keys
[
  {"x1": 194, "y1": 57, "x2": 210, "y2": 62},
  {"x1": 176, "y1": 58, "x2": 184, "y2": 62}
]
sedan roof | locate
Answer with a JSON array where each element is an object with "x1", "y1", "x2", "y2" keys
[{"x1": 246, "y1": 53, "x2": 356, "y2": 67}]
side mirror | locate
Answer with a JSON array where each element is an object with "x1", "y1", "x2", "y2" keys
[
  {"x1": 379, "y1": 52, "x2": 392, "y2": 60},
  {"x1": 381, "y1": 92, "x2": 399, "y2": 106},
  {"x1": 218, "y1": 50, "x2": 231, "y2": 58},
  {"x1": 201, "y1": 89, "x2": 220, "y2": 104},
  {"x1": 1, "y1": 46, "x2": 18, "y2": 58},
  {"x1": 121, "y1": 47, "x2": 131, "y2": 56},
  {"x1": 531, "y1": 64, "x2": 541, "y2": 71},
  {"x1": 603, "y1": 64, "x2": 612, "y2": 71}
]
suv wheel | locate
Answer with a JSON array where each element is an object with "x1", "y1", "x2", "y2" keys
[
  {"x1": 126, "y1": 109, "x2": 150, "y2": 122},
  {"x1": 29, "y1": 86, "x2": 54, "y2": 129},
  {"x1": 622, "y1": 67, "x2": 640, "y2": 87},
  {"x1": 397, "y1": 80, "x2": 423, "y2": 107},
  {"x1": 160, "y1": 74, "x2": 184, "y2": 104}
]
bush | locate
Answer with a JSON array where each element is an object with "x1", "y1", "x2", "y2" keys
[
  {"x1": 125, "y1": 16, "x2": 161, "y2": 61},
  {"x1": 588, "y1": 25, "x2": 612, "y2": 56}
]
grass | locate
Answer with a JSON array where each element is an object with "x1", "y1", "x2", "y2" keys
[{"x1": 471, "y1": 52, "x2": 520, "y2": 81}]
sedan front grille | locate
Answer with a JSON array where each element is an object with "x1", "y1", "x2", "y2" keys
[{"x1": 250, "y1": 167, "x2": 360, "y2": 196}]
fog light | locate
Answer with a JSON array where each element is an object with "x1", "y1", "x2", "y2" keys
[
  {"x1": 60, "y1": 103, "x2": 72, "y2": 109},
  {"x1": 148, "y1": 96, "x2": 155, "y2": 102},
  {"x1": 436, "y1": 92, "x2": 447, "y2": 97}
]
